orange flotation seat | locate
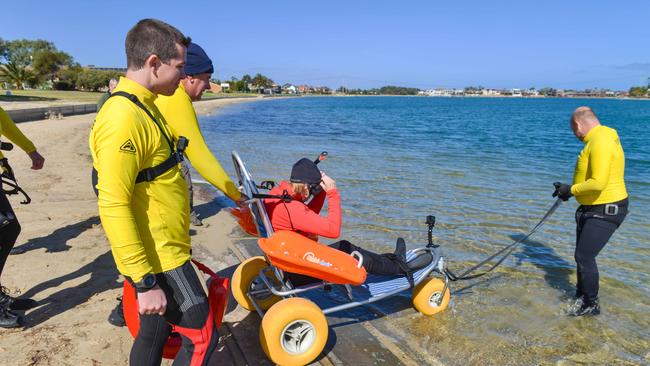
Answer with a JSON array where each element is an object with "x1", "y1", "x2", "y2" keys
[
  {"x1": 229, "y1": 207, "x2": 259, "y2": 237},
  {"x1": 258, "y1": 230, "x2": 367, "y2": 285},
  {"x1": 123, "y1": 259, "x2": 230, "y2": 360}
]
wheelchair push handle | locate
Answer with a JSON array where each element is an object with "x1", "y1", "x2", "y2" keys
[{"x1": 314, "y1": 151, "x2": 328, "y2": 165}]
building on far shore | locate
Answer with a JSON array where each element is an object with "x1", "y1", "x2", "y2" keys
[
  {"x1": 283, "y1": 84, "x2": 297, "y2": 94},
  {"x1": 421, "y1": 88, "x2": 464, "y2": 96},
  {"x1": 209, "y1": 82, "x2": 222, "y2": 93},
  {"x1": 87, "y1": 65, "x2": 127, "y2": 72},
  {"x1": 522, "y1": 88, "x2": 540, "y2": 97},
  {"x1": 482, "y1": 88, "x2": 500, "y2": 96}
]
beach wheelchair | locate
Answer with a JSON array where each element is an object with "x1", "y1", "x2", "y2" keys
[{"x1": 229, "y1": 151, "x2": 450, "y2": 366}]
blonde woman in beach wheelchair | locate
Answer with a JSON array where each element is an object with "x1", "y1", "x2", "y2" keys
[{"x1": 229, "y1": 152, "x2": 450, "y2": 366}]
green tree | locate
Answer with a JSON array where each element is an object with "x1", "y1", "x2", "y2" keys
[
  {"x1": 32, "y1": 49, "x2": 73, "y2": 84},
  {"x1": 55, "y1": 63, "x2": 83, "y2": 90},
  {"x1": 539, "y1": 87, "x2": 557, "y2": 96},
  {"x1": 1, "y1": 39, "x2": 75, "y2": 88},
  {"x1": 2, "y1": 39, "x2": 55, "y2": 66},
  {"x1": 241, "y1": 74, "x2": 252, "y2": 92},
  {"x1": 76, "y1": 69, "x2": 123, "y2": 91},
  {"x1": 378, "y1": 85, "x2": 419, "y2": 95},
  {"x1": 629, "y1": 86, "x2": 648, "y2": 98},
  {"x1": 0, "y1": 38, "x2": 6, "y2": 60},
  {"x1": 0, "y1": 61, "x2": 37, "y2": 89},
  {"x1": 228, "y1": 76, "x2": 240, "y2": 92},
  {"x1": 252, "y1": 73, "x2": 274, "y2": 89}
]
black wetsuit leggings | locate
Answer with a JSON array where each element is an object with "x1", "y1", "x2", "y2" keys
[
  {"x1": 130, "y1": 261, "x2": 218, "y2": 366},
  {"x1": 574, "y1": 199, "x2": 628, "y2": 304},
  {"x1": 0, "y1": 190, "x2": 20, "y2": 284},
  {"x1": 330, "y1": 240, "x2": 405, "y2": 275},
  {"x1": 287, "y1": 240, "x2": 404, "y2": 286}
]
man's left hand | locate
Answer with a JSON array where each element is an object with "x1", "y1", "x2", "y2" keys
[
  {"x1": 552, "y1": 182, "x2": 573, "y2": 201},
  {"x1": 28, "y1": 151, "x2": 45, "y2": 170}
]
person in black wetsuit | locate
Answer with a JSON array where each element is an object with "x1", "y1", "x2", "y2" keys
[
  {"x1": 0, "y1": 106, "x2": 46, "y2": 328},
  {"x1": 553, "y1": 107, "x2": 629, "y2": 317}
]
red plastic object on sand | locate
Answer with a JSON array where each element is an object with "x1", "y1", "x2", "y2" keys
[
  {"x1": 258, "y1": 230, "x2": 367, "y2": 285},
  {"x1": 122, "y1": 259, "x2": 230, "y2": 360},
  {"x1": 229, "y1": 207, "x2": 259, "y2": 236}
]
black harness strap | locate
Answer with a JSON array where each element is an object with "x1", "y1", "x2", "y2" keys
[
  {"x1": 252, "y1": 191, "x2": 293, "y2": 202},
  {"x1": 253, "y1": 189, "x2": 296, "y2": 231},
  {"x1": 1, "y1": 177, "x2": 31, "y2": 204},
  {"x1": 107, "y1": 91, "x2": 188, "y2": 184},
  {"x1": 0, "y1": 142, "x2": 13, "y2": 151},
  {"x1": 0, "y1": 158, "x2": 30, "y2": 204},
  {"x1": 381, "y1": 252, "x2": 415, "y2": 287}
]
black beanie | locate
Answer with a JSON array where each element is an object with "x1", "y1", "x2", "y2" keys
[
  {"x1": 185, "y1": 42, "x2": 214, "y2": 75},
  {"x1": 290, "y1": 158, "x2": 321, "y2": 184}
]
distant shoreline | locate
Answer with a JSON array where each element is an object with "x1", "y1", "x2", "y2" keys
[{"x1": 306, "y1": 94, "x2": 650, "y2": 101}]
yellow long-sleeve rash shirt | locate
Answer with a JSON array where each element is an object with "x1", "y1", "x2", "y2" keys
[
  {"x1": 89, "y1": 77, "x2": 190, "y2": 282},
  {"x1": 155, "y1": 84, "x2": 241, "y2": 201},
  {"x1": 0, "y1": 107, "x2": 37, "y2": 159},
  {"x1": 571, "y1": 124, "x2": 628, "y2": 205}
]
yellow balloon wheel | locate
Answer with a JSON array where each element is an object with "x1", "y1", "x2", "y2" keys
[
  {"x1": 259, "y1": 298, "x2": 328, "y2": 366},
  {"x1": 412, "y1": 277, "x2": 450, "y2": 316},
  {"x1": 231, "y1": 256, "x2": 280, "y2": 312}
]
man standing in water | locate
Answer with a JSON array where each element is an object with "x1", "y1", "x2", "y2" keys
[
  {"x1": 553, "y1": 106, "x2": 628, "y2": 316},
  {"x1": 90, "y1": 19, "x2": 218, "y2": 363}
]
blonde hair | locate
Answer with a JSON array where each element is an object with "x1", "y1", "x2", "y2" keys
[{"x1": 291, "y1": 182, "x2": 309, "y2": 198}]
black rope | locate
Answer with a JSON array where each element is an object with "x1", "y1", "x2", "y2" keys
[{"x1": 445, "y1": 198, "x2": 563, "y2": 281}]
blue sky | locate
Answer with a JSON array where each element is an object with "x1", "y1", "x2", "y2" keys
[{"x1": 3, "y1": 1, "x2": 650, "y2": 90}]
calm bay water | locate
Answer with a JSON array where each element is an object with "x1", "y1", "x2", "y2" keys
[{"x1": 201, "y1": 96, "x2": 649, "y2": 365}]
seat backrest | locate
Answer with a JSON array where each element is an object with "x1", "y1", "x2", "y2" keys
[{"x1": 231, "y1": 151, "x2": 274, "y2": 238}]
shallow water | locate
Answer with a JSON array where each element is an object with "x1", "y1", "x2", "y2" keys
[{"x1": 200, "y1": 96, "x2": 649, "y2": 365}]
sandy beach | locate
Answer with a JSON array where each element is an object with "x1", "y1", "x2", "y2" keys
[
  {"x1": 0, "y1": 97, "x2": 261, "y2": 365},
  {"x1": 0, "y1": 94, "x2": 445, "y2": 366}
]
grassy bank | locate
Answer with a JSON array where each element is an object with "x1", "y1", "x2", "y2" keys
[
  {"x1": 0, "y1": 89, "x2": 103, "y2": 103},
  {"x1": 0, "y1": 90, "x2": 298, "y2": 107}
]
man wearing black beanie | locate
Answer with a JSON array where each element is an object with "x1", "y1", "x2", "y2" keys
[{"x1": 157, "y1": 42, "x2": 244, "y2": 226}]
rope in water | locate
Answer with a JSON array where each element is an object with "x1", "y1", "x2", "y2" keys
[{"x1": 445, "y1": 198, "x2": 563, "y2": 281}]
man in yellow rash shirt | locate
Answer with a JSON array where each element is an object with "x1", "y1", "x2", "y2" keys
[
  {"x1": 552, "y1": 106, "x2": 628, "y2": 317},
  {"x1": 155, "y1": 42, "x2": 243, "y2": 227},
  {"x1": 106, "y1": 42, "x2": 245, "y2": 328},
  {"x1": 0, "y1": 107, "x2": 45, "y2": 328},
  {"x1": 89, "y1": 19, "x2": 218, "y2": 364}
]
